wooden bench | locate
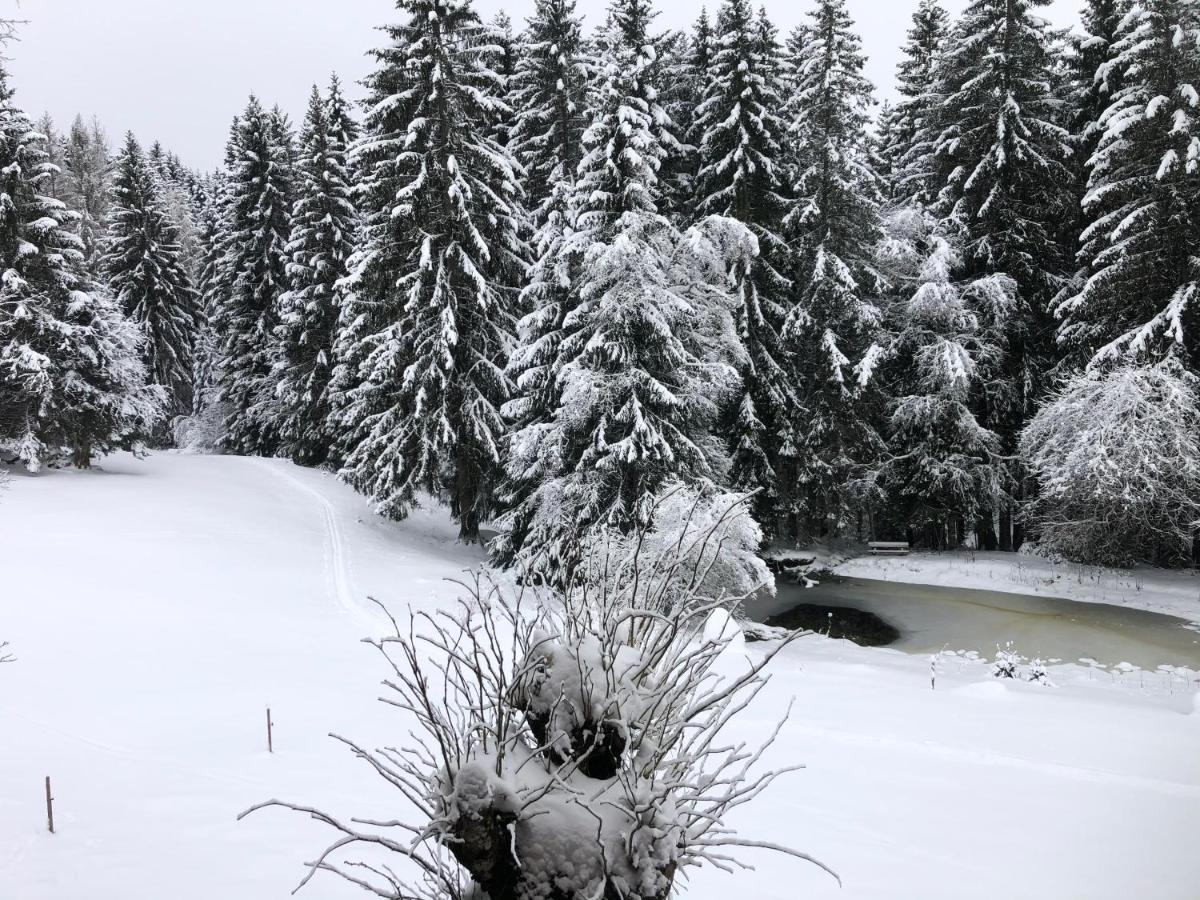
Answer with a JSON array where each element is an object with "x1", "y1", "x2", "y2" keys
[{"x1": 868, "y1": 541, "x2": 910, "y2": 556}]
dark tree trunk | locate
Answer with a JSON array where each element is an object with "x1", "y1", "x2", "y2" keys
[
  {"x1": 455, "y1": 452, "x2": 481, "y2": 542},
  {"x1": 998, "y1": 506, "x2": 1013, "y2": 552},
  {"x1": 977, "y1": 512, "x2": 998, "y2": 551}
]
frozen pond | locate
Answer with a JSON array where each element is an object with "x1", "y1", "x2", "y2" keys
[{"x1": 743, "y1": 576, "x2": 1200, "y2": 671}]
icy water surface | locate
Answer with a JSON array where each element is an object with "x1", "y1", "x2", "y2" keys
[{"x1": 744, "y1": 576, "x2": 1200, "y2": 670}]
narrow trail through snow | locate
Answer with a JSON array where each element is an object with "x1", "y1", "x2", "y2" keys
[{"x1": 252, "y1": 458, "x2": 376, "y2": 630}]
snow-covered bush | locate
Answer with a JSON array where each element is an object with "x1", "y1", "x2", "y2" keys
[
  {"x1": 991, "y1": 643, "x2": 1019, "y2": 679},
  {"x1": 244, "y1": 526, "x2": 833, "y2": 898},
  {"x1": 571, "y1": 484, "x2": 773, "y2": 610},
  {"x1": 1026, "y1": 658, "x2": 1052, "y2": 686},
  {"x1": 172, "y1": 400, "x2": 232, "y2": 454},
  {"x1": 1020, "y1": 363, "x2": 1200, "y2": 566}
]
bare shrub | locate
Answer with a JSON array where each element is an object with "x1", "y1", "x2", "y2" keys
[{"x1": 242, "y1": 513, "x2": 835, "y2": 898}]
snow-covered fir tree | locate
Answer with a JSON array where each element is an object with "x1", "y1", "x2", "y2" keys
[
  {"x1": 335, "y1": 0, "x2": 526, "y2": 541},
  {"x1": 60, "y1": 115, "x2": 111, "y2": 273},
  {"x1": 34, "y1": 114, "x2": 112, "y2": 275},
  {"x1": 494, "y1": 0, "x2": 747, "y2": 578},
  {"x1": 885, "y1": 0, "x2": 950, "y2": 206},
  {"x1": 692, "y1": 0, "x2": 793, "y2": 523},
  {"x1": 923, "y1": 0, "x2": 1073, "y2": 548},
  {"x1": 875, "y1": 209, "x2": 1015, "y2": 547},
  {"x1": 779, "y1": 0, "x2": 886, "y2": 540},
  {"x1": 144, "y1": 144, "x2": 204, "y2": 286},
  {"x1": 488, "y1": 11, "x2": 521, "y2": 150},
  {"x1": 273, "y1": 81, "x2": 359, "y2": 467},
  {"x1": 926, "y1": 0, "x2": 1073, "y2": 301},
  {"x1": 1056, "y1": 0, "x2": 1200, "y2": 369},
  {"x1": 190, "y1": 167, "x2": 232, "y2": 421},
  {"x1": 634, "y1": 5, "x2": 688, "y2": 223},
  {"x1": 0, "y1": 68, "x2": 161, "y2": 469},
  {"x1": 1064, "y1": 0, "x2": 1129, "y2": 204},
  {"x1": 34, "y1": 113, "x2": 64, "y2": 199},
  {"x1": 211, "y1": 96, "x2": 294, "y2": 455},
  {"x1": 1052, "y1": 0, "x2": 1129, "y2": 354},
  {"x1": 102, "y1": 132, "x2": 201, "y2": 423},
  {"x1": 664, "y1": 8, "x2": 714, "y2": 211},
  {"x1": 509, "y1": 0, "x2": 589, "y2": 222},
  {"x1": 502, "y1": 0, "x2": 590, "y2": 484}
]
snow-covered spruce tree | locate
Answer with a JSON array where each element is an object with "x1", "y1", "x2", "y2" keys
[
  {"x1": 325, "y1": 73, "x2": 360, "y2": 158},
  {"x1": 189, "y1": 169, "x2": 231, "y2": 418},
  {"x1": 509, "y1": 0, "x2": 590, "y2": 222},
  {"x1": 693, "y1": 0, "x2": 793, "y2": 524},
  {"x1": 1051, "y1": 0, "x2": 1129, "y2": 366},
  {"x1": 146, "y1": 146, "x2": 205, "y2": 287},
  {"x1": 273, "y1": 82, "x2": 359, "y2": 467},
  {"x1": 1020, "y1": 362, "x2": 1200, "y2": 566},
  {"x1": 874, "y1": 209, "x2": 1015, "y2": 548},
  {"x1": 336, "y1": 0, "x2": 526, "y2": 542},
  {"x1": 244, "y1": 510, "x2": 836, "y2": 899},
  {"x1": 1064, "y1": 0, "x2": 1128, "y2": 209},
  {"x1": 1055, "y1": 0, "x2": 1200, "y2": 369},
  {"x1": 639, "y1": 10, "x2": 690, "y2": 224},
  {"x1": 494, "y1": 1, "x2": 749, "y2": 580},
  {"x1": 502, "y1": 0, "x2": 590, "y2": 443},
  {"x1": 661, "y1": 8, "x2": 713, "y2": 215},
  {"x1": 59, "y1": 115, "x2": 111, "y2": 274},
  {"x1": 500, "y1": 0, "x2": 591, "y2": 526},
  {"x1": 0, "y1": 68, "x2": 162, "y2": 469},
  {"x1": 102, "y1": 131, "x2": 201, "y2": 423},
  {"x1": 778, "y1": 0, "x2": 886, "y2": 541},
  {"x1": 211, "y1": 97, "x2": 294, "y2": 455},
  {"x1": 925, "y1": 0, "x2": 1073, "y2": 549},
  {"x1": 885, "y1": 0, "x2": 950, "y2": 206},
  {"x1": 488, "y1": 11, "x2": 521, "y2": 150}
]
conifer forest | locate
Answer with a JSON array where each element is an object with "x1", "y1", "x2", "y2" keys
[{"x1": 3, "y1": 2, "x2": 1200, "y2": 899}]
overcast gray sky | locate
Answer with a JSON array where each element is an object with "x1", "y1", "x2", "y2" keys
[{"x1": 8, "y1": 0, "x2": 1080, "y2": 170}]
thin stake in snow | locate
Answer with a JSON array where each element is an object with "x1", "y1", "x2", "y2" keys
[
  {"x1": 266, "y1": 707, "x2": 274, "y2": 754},
  {"x1": 45, "y1": 776, "x2": 54, "y2": 834}
]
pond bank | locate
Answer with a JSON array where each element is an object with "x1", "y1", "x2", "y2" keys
[{"x1": 743, "y1": 576, "x2": 1200, "y2": 671}]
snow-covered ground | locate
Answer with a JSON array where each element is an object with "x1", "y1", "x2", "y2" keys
[
  {"x1": 835, "y1": 549, "x2": 1200, "y2": 624},
  {"x1": 2, "y1": 453, "x2": 1198, "y2": 899}
]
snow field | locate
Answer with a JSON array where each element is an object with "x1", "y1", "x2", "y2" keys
[{"x1": 1, "y1": 453, "x2": 1197, "y2": 899}]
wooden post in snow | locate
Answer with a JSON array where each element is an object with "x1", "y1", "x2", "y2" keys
[
  {"x1": 266, "y1": 707, "x2": 274, "y2": 754},
  {"x1": 45, "y1": 776, "x2": 54, "y2": 834}
]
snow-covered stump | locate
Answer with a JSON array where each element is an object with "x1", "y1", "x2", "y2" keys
[{"x1": 242, "y1": 516, "x2": 837, "y2": 899}]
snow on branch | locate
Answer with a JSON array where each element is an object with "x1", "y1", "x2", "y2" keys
[
  {"x1": 1020, "y1": 362, "x2": 1200, "y2": 566},
  {"x1": 241, "y1": 504, "x2": 835, "y2": 899}
]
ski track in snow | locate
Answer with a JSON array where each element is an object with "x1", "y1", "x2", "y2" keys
[{"x1": 252, "y1": 458, "x2": 375, "y2": 630}]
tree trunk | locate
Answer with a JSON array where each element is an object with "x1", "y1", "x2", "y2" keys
[
  {"x1": 977, "y1": 512, "x2": 997, "y2": 551},
  {"x1": 455, "y1": 453, "x2": 481, "y2": 543},
  {"x1": 998, "y1": 505, "x2": 1013, "y2": 552},
  {"x1": 1012, "y1": 475, "x2": 1027, "y2": 551}
]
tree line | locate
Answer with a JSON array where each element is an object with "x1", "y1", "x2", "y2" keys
[{"x1": 2, "y1": 0, "x2": 1198, "y2": 568}]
